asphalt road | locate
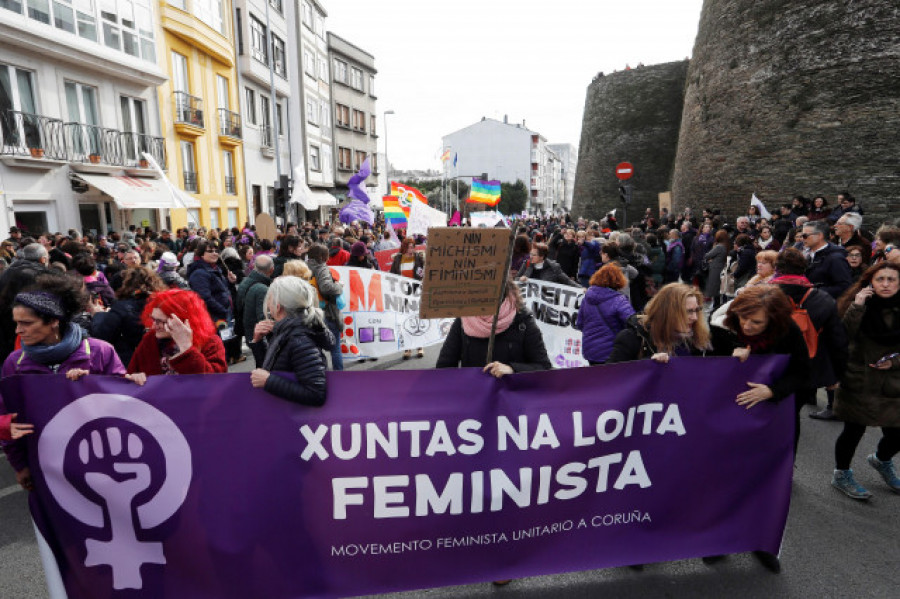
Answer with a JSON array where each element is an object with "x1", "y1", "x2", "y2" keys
[{"x1": 2, "y1": 347, "x2": 897, "y2": 598}]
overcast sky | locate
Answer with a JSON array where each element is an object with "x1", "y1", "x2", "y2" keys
[{"x1": 322, "y1": 0, "x2": 704, "y2": 172}]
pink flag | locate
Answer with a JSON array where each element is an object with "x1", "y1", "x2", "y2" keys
[{"x1": 448, "y1": 210, "x2": 462, "y2": 226}]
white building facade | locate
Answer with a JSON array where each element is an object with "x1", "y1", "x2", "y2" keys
[
  {"x1": 1, "y1": 0, "x2": 168, "y2": 235},
  {"x1": 548, "y1": 143, "x2": 576, "y2": 212},
  {"x1": 441, "y1": 116, "x2": 566, "y2": 213},
  {"x1": 233, "y1": 0, "x2": 292, "y2": 219},
  {"x1": 286, "y1": 0, "x2": 335, "y2": 223}
]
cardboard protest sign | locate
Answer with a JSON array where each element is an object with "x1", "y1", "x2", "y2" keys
[
  {"x1": 420, "y1": 227, "x2": 512, "y2": 319},
  {"x1": 254, "y1": 213, "x2": 277, "y2": 241}
]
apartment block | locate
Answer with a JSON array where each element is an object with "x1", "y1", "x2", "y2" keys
[{"x1": 0, "y1": 0, "x2": 169, "y2": 234}]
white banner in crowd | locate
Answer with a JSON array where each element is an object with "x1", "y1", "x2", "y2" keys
[
  {"x1": 406, "y1": 199, "x2": 448, "y2": 237},
  {"x1": 469, "y1": 210, "x2": 504, "y2": 228},
  {"x1": 331, "y1": 267, "x2": 455, "y2": 360},
  {"x1": 516, "y1": 278, "x2": 588, "y2": 368}
]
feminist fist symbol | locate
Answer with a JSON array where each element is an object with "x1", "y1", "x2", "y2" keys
[{"x1": 81, "y1": 428, "x2": 165, "y2": 590}]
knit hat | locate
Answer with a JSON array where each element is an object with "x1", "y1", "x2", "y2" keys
[
  {"x1": 15, "y1": 291, "x2": 65, "y2": 319},
  {"x1": 159, "y1": 252, "x2": 179, "y2": 272},
  {"x1": 350, "y1": 241, "x2": 367, "y2": 258}
]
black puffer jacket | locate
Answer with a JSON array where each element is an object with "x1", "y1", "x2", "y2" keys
[
  {"x1": 92, "y1": 296, "x2": 149, "y2": 368},
  {"x1": 436, "y1": 311, "x2": 552, "y2": 372},
  {"x1": 260, "y1": 316, "x2": 335, "y2": 406}
]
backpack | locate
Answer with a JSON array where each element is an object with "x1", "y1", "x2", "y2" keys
[{"x1": 789, "y1": 288, "x2": 819, "y2": 358}]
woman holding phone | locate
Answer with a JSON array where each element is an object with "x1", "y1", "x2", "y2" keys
[{"x1": 830, "y1": 262, "x2": 900, "y2": 499}]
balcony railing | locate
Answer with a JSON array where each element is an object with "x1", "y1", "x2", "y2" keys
[
  {"x1": 218, "y1": 108, "x2": 242, "y2": 139},
  {"x1": 224, "y1": 176, "x2": 236, "y2": 195},
  {"x1": 120, "y1": 132, "x2": 167, "y2": 169},
  {"x1": 0, "y1": 110, "x2": 67, "y2": 159},
  {"x1": 64, "y1": 123, "x2": 124, "y2": 165},
  {"x1": 183, "y1": 171, "x2": 198, "y2": 192},
  {"x1": 174, "y1": 92, "x2": 204, "y2": 128},
  {"x1": 1, "y1": 110, "x2": 166, "y2": 169},
  {"x1": 260, "y1": 125, "x2": 273, "y2": 148}
]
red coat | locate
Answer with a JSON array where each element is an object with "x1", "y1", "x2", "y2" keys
[{"x1": 127, "y1": 331, "x2": 227, "y2": 375}]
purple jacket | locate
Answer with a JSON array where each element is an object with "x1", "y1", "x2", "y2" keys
[
  {"x1": 575, "y1": 286, "x2": 635, "y2": 363},
  {"x1": 1, "y1": 337, "x2": 125, "y2": 472}
]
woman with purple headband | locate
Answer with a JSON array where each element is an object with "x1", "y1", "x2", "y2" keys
[{"x1": 0, "y1": 274, "x2": 133, "y2": 493}]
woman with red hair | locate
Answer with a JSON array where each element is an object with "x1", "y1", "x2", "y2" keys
[{"x1": 126, "y1": 288, "x2": 227, "y2": 383}]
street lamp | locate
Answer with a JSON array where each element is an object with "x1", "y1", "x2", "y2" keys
[{"x1": 383, "y1": 110, "x2": 395, "y2": 194}]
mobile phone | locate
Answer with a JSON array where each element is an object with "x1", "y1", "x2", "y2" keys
[{"x1": 875, "y1": 353, "x2": 899, "y2": 366}]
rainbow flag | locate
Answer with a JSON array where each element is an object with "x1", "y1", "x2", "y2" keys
[
  {"x1": 390, "y1": 181, "x2": 428, "y2": 209},
  {"x1": 382, "y1": 195, "x2": 407, "y2": 227},
  {"x1": 467, "y1": 179, "x2": 502, "y2": 206},
  {"x1": 440, "y1": 149, "x2": 451, "y2": 162}
]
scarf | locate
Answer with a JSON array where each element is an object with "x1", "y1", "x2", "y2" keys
[
  {"x1": 461, "y1": 297, "x2": 517, "y2": 339},
  {"x1": 769, "y1": 274, "x2": 812, "y2": 287},
  {"x1": 736, "y1": 330, "x2": 777, "y2": 354},
  {"x1": 860, "y1": 292, "x2": 900, "y2": 346},
  {"x1": 757, "y1": 236, "x2": 774, "y2": 249},
  {"x1": 22, "y1": 324, "x2": 84, "y2": 366}
]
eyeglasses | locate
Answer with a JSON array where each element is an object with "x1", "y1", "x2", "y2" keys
[
  {"x1": 686, "y1": 308, "x2": 703, "y2": 315},
  {"x1": 151, "y1": 317, "x2": 168, "y2": 327},
  {"x1": 205, "y1": 249, "x2": 220, "y2": 254},
  {"x1": 847, "y1": 253, "x2": 862, "y2": 258},
  {"x1": 800, "y1": 232, "x2": 821, "y2": 239}
]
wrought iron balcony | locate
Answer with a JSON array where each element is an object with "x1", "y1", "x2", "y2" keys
[
  {"x1": 63, "y1": 123, "x2": 124, "y2": 165},
  {"x1": 174, "y1": 92, "x2": 204, "y2": 128},
  {"x1": 120, "y1": 132, "x2": 167, "y2": 169},
  {"x1": 218, "y1": 109, "x2": 241, "y2": 139},
  {"x1": 224, "y1": 176, "x2": 236, "y2": 195},
  {"x1": 183, "y1": 171, "x2": 198, "y2": 193},
  {"x1": 0, "y1": 110, "x2": 66, "y2": 159}
]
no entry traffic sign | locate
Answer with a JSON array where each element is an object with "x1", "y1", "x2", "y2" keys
[{"x1": 615, "y1": 162, "x2": 634, "y2": 180}]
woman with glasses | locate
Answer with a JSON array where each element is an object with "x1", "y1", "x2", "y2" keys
[
  {"x1": 518, "y1": 242, "x2": 578, "y2": 286},
  {"x1": 188, "y1": 240, "x2": 239, "y2": 357},
  {"x1": 846, "y1": 247, "x2": 869, "y2": 283},
  {"x1": 126, "y1": 288, "x2": 227, "y2": 381},
  {"x1": 607, "y1": 283, "x2": 712, "y2": 364}
]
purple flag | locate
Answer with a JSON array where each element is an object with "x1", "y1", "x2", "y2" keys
[
  {"x1": 347, "y1": 157, "x2": 371, "y2": 204},
  {"x1": 339, "y1": 199, "x2": 374, "y2": 225},
  {"x1": 0, "y1": 356, "x2": 793, "y2": 598}
]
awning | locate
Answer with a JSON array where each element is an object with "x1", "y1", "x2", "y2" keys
[
  {"x1": 289, "y1": 187, "x2": 337, "y2": 209},
  {"x1": 74, "y1": 173, "x2": 201, "y2": 209}
]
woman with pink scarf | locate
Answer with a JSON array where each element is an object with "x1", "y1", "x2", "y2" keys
[{"x1": 436, "y1": 280, "x2": 551, "y2": 376}]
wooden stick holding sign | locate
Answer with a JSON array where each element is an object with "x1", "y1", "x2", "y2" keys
[
  {"x1": 420, "y1": 228, "x2": 513, "y2": 334},
  {"x1": 485, "y1": 229, "x2": 516, "y2": 363}
]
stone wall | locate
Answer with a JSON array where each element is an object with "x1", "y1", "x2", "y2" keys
[
  {"x1": 572, "y1": 61, "x2": 688, "y2": 225},
  {"x1": 671, "y1": 0, "x2": 900, "y2": 226}
]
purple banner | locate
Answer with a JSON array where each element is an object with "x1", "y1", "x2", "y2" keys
[{"x1": 1, "y1": 356, "x2": 793, "y2": 598}]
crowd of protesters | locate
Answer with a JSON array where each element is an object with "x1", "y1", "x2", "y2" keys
[{"x1": 1, "y1": 190, "x2": 899, "y2": 580}]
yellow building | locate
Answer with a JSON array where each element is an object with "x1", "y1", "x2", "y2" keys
[{"x1": 157, "y1": 0, "x2": 246, "y2": 231}]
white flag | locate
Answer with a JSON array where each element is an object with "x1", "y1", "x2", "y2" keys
[{"x1": 750, "y1": 193, "x2": 771, "y2": 219}]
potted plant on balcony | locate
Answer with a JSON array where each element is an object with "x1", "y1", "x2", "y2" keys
[
  {"x1": 29, "y1": 147, "x2": 44, "y2": 158},
  {"x1": 89, "y1": 153, "x2": 102, "y2": 164}
]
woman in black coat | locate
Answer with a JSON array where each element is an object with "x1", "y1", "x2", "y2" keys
[
  {"x1": 92, "y1": 268, "x2": 166, "y2": 367},
  {"x1": 249, "y1": 276, "x2": 335, "y2": 405},
  {"x1": 437, "y1": 281, "x2": 551, "y2": 375}
]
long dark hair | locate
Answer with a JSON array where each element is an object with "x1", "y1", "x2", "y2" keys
[{"x1": 837, "y1": 262, "x2": 900, "y2": 317}]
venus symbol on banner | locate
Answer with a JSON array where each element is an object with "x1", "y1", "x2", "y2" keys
[{"x1": 38, "y1": 394, "x2": 192, "y2": 590}]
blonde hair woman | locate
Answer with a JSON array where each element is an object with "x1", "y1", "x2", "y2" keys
[
  {"x1": 607, "y1": 283, "x2": 711, "y2": 363},
  {"x1": 281, "y1": 259, "x2": 312, "y2": 280}
]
